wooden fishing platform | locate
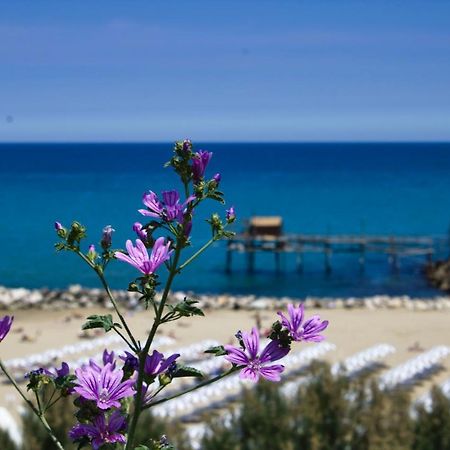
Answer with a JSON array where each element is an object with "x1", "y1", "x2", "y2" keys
[{"x1": 225, "y1": 216, "x2": 446, "y2": 273}]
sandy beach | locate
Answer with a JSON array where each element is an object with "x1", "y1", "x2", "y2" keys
[{"x1": 1, "y1": 303, "x2": 450, "y2": 412}]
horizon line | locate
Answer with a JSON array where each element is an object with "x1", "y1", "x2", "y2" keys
[{"x1": 1, "y1": 140, "x2": 450, "y2": 145}]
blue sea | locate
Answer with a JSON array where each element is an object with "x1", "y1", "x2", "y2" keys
[{"x1": 1, "y1": 143, "x2": 449, "y2": 298}]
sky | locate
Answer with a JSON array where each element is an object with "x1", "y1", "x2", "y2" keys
[{"x1": 1, "y1": 1, "x2": 450, "y2": 142}]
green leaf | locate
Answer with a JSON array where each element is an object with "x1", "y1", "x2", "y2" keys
[
  {"x1": 206, "y1": 192, "x2": 225, "y2": 204},
  {"x1": 172, "y1": 365, "x2": 204, "y2": 379},
  {"x1": 134, "y1": 446, "x2": 151, "y2": 450},
  {"x1": 81, "y1": 314, "x2": 120, "y2": 332},
  {"x1": 205, "y1": 345, "x2": 228, "y2": 357},
  {"x1": 168, "y1": 298, "x2": 204, "y2": 317}
]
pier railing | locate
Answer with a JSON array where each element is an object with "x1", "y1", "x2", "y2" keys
[{"x1": 225, "y1": 233, "x2": 448, "y2": 273}]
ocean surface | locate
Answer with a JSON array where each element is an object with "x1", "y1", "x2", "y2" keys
[{"x1": 1, "y1": 142, "x2": 449, "y2": 298}]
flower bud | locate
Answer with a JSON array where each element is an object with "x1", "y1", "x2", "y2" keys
[
  {"x1": 212, "y1": 173, "x2": 221, "y2": 185},
  {"x1": 87, "y1": 244, "x2": 97, "y2": 262},
  {"x1": 226, "y1": 206, "x2": 236, "y2": 223},
  {"x1": 182, "y1": 139, "x2": 192, "y2": 152},
  {"x1": 101, "y1": 225, "x2": 115, "y2": 250},
  {"x1": 54, "y1": 221, "x2": 67, "y2": 238},
  {"x1": 133, "y1": 222, "x2": 148, "y2": 241}
]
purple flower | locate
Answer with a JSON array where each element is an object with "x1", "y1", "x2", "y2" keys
[
  {"x1": 120, "y1": 351, "x2": 139, "y2": 372},
  {"x1": 192, "y1": 150, "x2": 213, "y2": 181},
  {"x1": 144, "y1": 350, "x2": 180, "y2": 376},
  {"x1": 54, "y1": 362, "x2": 70, "y2": 378},
  {"x1": 139, "y1": 190, "x2": 195, "y2": 223},
  {"x1": 139, "y1": 191, "x2": 164, "y2": 218},
  {"x1": 54, "y1": 221, "x2": 63, "y2": 231},
  {"x1": 278, "y1": 303, "x2": 329, "y2": 342},
  {"x1": 102, "y1": 349, "x2": 115, "y2": 365},
  {"x1": 0, "y1": 315, "x2": 13, "y2": 342},
  {"x1": 74, "y1": 363, "x2": 135, "y2": 410},
  {"x1": 182, "y1": 139, "x2": 192, "y2": 152},
  {"x1": 69, "y1": 411, "x2": 127, "y2": 450},
  {"x1": 133, "y1": 222, "x2": 148, "y2": 241},
  {"x1": 226, "y1": 206, "x2": 236, "y2": 223},
  {"x1": 114, "y1": 237, "x2": 173, "y2": 275},
  {"x1": 101, "y1": 225, "x2": 115, "y2": 250},
  {"x1": 224, "y1": 327, "x2": 289, "y2": 382}
]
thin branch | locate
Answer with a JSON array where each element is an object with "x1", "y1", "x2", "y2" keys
[
  {"x1": 143, "y1": 367, "x2": 238, "y2": 410},
  {"x1": 0, "y1": 359, "x2": 65, "y2": 450}
]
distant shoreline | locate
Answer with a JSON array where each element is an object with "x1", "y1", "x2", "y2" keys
[{"x1": 0, "y1": 284, "x2": 449, "y2": 312}]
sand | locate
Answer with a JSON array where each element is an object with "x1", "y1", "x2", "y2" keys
[{"x1": 1, "y1": 306, "x2": 449, "y2": 410}]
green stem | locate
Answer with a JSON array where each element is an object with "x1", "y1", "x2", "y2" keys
[
  {"x1": 125, "y1": 245, "x2": 183, "y2": 450},
  {"x1": 178, "y1": 237, "x2": 216, "y2": 272},
  {"x1": 35, "y1": 391, "x2": 43, "y2": 414},
  {"x1": 0, "y1": 360, "x2": 65, "y2": 450},
  {"x1": 143, "y1": 367, "x2": 238, "y2": 410},
  {"x1": 46, "y1": 394, "x2": 63, "y2": 412},
  {"x1": 112, "y1": 325, "x2": 135, "y2": 350},
  {"x1": 96, "y1": 271, "x2": 139, "y2": 352},
  {"x1": 75, "y1": 250, "x2": 138, "y2": 351}
]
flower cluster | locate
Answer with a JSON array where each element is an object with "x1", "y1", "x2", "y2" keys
[
  {"x1": 69, "y1": 347, "x2": 180, "y2": 448},
  {"x1": 225, "y1": 303, "x2": 328, "y2": 382}
]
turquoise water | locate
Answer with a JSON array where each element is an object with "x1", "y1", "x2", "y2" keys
[{"x1": 1, "y1": 143, "x2": 449, "y2": 297}]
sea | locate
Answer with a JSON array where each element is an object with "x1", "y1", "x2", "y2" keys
[{"x1": 1, "y1": 142, "x2": 449, "y2": 298}]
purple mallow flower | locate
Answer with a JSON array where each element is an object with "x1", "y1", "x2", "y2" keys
[
  {"x1": 114, "y1": 237, "x2": 173, "y2": 275},
  {"x1": 139, "y1": 190, "x2": 195, "y2": 223},
  {"x1": 278, "y1": 304, "x2": 329, "y2": 342},
  {"x1": 101, "y1": 225, "x2": 115, "y2": 250},
  {"x1": 0, "y1": 315, "x2": 13, "y2": 342},
  {"x1": 192, "y1": 150, "x2": 213, "y2": 181},
  {"x1": 69, "y1": 411, "x2": 127, "y2": 450},
  {"x1": 74, "y1": 362, "x2": 135, "y2": 410},
  {"x1": 144, "y1": 350, "x2": 180, "y2": 377},
  {"x1": 224, "y1": 327, "x2": 289, "y2": 382}
]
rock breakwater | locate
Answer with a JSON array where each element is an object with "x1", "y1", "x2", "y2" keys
[{"x1": 0, "y1": 285, "x2": 449, "y2": 312}]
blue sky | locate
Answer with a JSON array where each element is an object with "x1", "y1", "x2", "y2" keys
[{"x1": 1, "y1": 1, "x2": 449, "y2": 142}]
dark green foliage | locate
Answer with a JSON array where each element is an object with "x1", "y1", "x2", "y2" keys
[
  {"x1": 348, "y1": 379, "x2": 413, "y2": 450},
  {"x1": 200, "y1": 362, "x2": 448, "y2": 450},
  {"x1": 201, "y1": 414, "x2": 240, "y2": 450},
  {"x1": 413, "y1": 386, "x2": 450, "y2": 450},
  {"x1": 133, "y1": 411, "x2": 191, "y2": 450},
  {"x1": 291, "y1": 361, "x2": 352, "y2": 450},
  {"x1": 22, "y1": 394, "x2": 77, "y2": 450}
]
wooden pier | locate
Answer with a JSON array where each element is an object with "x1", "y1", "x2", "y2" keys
[{"x1": 225, "y1": 217, "x2": 446, "y2": 274}]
